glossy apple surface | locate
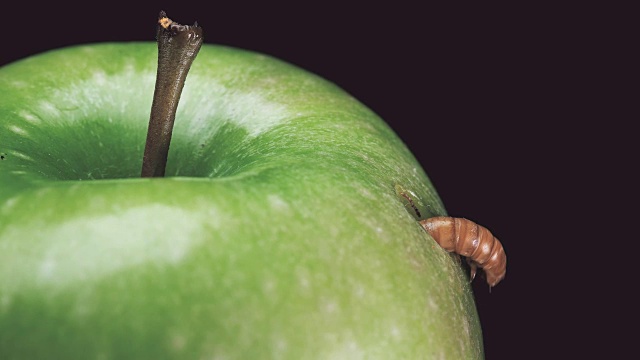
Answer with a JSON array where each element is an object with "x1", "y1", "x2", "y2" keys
[{"x1": 0, "y1": 43, "x2": 482, "y2": 358}]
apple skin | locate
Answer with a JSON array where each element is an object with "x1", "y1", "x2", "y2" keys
[{"x1": 0, "y1": 43, "x2": 482, "y2": 359}]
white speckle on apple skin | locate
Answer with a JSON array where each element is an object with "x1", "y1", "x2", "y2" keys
[
  {"x1": 7, "y1": 151, "x2": 33, "y2": 162},
  {"x1": 37, "y1": 101, "x2": 61, "y2": 117},
  {"x1": 427, "y1": 297, "x2": 440, "y2": 311},
  {"x1": 322, "y1": 298, "x2": 339, "y2": 315},
  {"x1": 9, "y1": 125, "x2": 29, "y2": 137},
  {"x1": 92, "y1": 70, "x2": 107, "y2": 85},
  {"x1": 38, "y1": 257, "x2": 57, "y2": 280},
  {"x1": 353, "y1": 283, "x2": 367, "y2": 298},
  {"x1": 10, "y1": 80, "x2": 28, "y2": 89},
  {"x1": 267, "y1": 194, "x2": 290, "y2": 212},
  {"x1": 272, "y1": 336, "x2": 288, "y2": 357},
  {"x1": 389, "y1": 324, "x2": 402, "y2": 339},
  {"x1": 324, "y1": 340, "x2": 364, "y2": 360},
  {"x1": 356, "y1": 187, "x2": 375, "y2": 200},
  {"x1": 261, "y1": 276, "x2": 278, "y2": 299},
  {"x1": 296, "y1": 267, "x2": 311, "y2": 289},
  {"x1": 17, "y1": 110, "x2": 41, "y2": 124},
  {"x1": 1, "y1": 196, "x2": 20, "y2": 214}
]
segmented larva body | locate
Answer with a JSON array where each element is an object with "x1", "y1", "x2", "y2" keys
[{"x1": 419, "y1": 216, "x2": 506, "y2": 287}]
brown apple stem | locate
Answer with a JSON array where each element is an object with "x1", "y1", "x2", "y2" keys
[{"x1": 141, "y1": 11, "x2": 203, "y2": 177}]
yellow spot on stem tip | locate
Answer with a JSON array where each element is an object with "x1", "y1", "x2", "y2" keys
[{"x1": 159, "y1": 17, "x2": 173, "y2": 29}]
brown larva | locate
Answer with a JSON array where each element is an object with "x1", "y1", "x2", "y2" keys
[{"x1": 419, "y1": 216, "x2": 506, "y2": 288}]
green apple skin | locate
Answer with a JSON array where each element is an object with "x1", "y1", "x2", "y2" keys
[{"x1": 0, "y1": 43, "x2": 482, "y2": 359}]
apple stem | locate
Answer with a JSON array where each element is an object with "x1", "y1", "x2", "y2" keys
[{"x1": 141, "y1": 11, "x2": 203, "y2": 177}]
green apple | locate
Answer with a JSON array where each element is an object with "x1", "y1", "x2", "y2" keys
[{"x1": 0, "y1": 42, "x2": 483, "y2": 358}]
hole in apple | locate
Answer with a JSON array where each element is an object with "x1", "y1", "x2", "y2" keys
[{"x1": 395, "y1": 184, "x2": 426, "y2": 220}]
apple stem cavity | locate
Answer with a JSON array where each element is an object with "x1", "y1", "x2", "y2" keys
[{"x1": 141, "y1": 11, "x2": 203, "y2": 177}]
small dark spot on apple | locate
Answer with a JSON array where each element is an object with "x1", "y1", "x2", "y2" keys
[
  {"x1": 200, "y1": 144, "x2": 205, "y2": 148},
  {"x1": 0, "y1": 154, "x2": 5, "y2": 160}
]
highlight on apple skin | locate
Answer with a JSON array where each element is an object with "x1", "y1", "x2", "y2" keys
[{"x1": 0, "y1": 43, "x2": 484, "y2": 359}]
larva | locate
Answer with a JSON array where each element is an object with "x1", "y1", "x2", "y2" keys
[{"x1": 419, "y1": 216, "x2": 506, "y2": 288}]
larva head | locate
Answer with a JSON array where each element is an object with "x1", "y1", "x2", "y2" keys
[{"x1": 482, "y1": 240, "x2": 506, "y2": 287}]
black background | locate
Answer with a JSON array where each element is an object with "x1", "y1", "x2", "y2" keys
[{"x1": 3, "y1": 2, "x2": 626, "y2": 359}]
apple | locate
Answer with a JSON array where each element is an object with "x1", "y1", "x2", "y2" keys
[{"x1": 0, "y1": 41, "x2": 483, "y2": 357}]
